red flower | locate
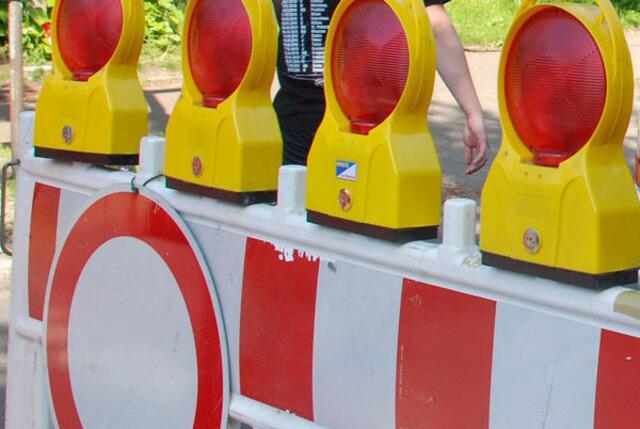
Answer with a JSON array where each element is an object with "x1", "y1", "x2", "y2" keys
[{"x1": 43, "y1": 22, "x2": 51, "y2": 39}]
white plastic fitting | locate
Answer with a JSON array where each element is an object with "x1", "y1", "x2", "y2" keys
[
  {"x1": 441, "y1": 198, "x2": 477, "y2": 253},
  {"x1": 138, "y1": 136, "x2": 166, "y2": 178},
  {"x1": 277, "y1": 165, "x2": 307, "y2": 215}
]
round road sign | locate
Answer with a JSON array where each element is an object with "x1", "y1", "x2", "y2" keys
[{"x1": 44, "y1": 187, "x2": 229, "y2": 429}]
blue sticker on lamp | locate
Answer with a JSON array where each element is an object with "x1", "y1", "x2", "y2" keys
[{"x1": 336, "y1": 160, "x2": 357, "y2": 181}]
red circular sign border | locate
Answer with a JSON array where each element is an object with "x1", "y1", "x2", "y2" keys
[{"x1": 45, "y1": 191, "x2": 227, "y2": 429}]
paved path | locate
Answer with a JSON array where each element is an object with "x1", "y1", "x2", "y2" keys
[{"x1": 1, "y1": 30, "x2": 640, "y2": 426}]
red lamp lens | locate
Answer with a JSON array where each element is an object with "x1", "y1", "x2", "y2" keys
[
  {"x1": 332, "y1": 0, "x2": 409, "y2": 135},
  {"x1": 188, "y1": 0, "x2": 252, "y2": 109},
  {"x1": 57, "y1": 0, "x2": 123, "y2": 81},
  {"x1": 505, "y1": 8, "x2": 606, "y2": 167}
]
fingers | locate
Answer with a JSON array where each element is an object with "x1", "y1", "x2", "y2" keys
[
  {"x1": 463, "y1": 116, "x2": 489, "y2": 175},
  {"x1": 475, "y1": 139, "x2": 488, "y2": 165},
  {"x1": 466, "y1": 139, "x2": 488, "y2": 174},
  {"x1": 465, "y1": 154, "x2": 487, "y2": 175}
]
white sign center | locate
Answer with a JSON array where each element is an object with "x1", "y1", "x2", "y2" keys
[{"x1": 67, "y1": 237, "x2": 198, "y2": 428}]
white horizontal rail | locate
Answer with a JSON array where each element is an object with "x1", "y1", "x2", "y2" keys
[
  {"x1": 16, "y1": 112, "x2": 640, "y2": 339},
  {"x1": 229, "y1": 394, "x2": 328, "y2": 429}
]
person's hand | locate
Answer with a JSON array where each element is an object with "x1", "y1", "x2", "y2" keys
[{"x1": 463, "y1": 113, "x2": 489, "y2": 174}]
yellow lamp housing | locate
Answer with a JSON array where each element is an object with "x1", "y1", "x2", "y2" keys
[
  {"x1": 306, "y1": 0, "x2": 441, "y2": 242},
  {"x1": 163, "y1": 0, "x2": 281, "y2": 205},
  {"x1": 34, "y1": 0, "x2": 147, "y2": 165},
  {"x1": 480, "y1": 0, "x2": 640, "y2": 288}
]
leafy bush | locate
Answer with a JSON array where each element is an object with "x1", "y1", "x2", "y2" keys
[
  {"x1": 143, "y1": 0, "x2": 187, "y2": 56},
  {"x1": 0, "y1": 0, "x2": 187, "y2": 65},
  {"x1": 0, "y1": 0, "x2": 52, "y2": 64},
  {"x1": 21, "y1": 1, "x2": 53, "y2": 64}
]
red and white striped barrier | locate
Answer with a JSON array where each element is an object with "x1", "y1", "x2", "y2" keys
[{"x1": 6, "y1": 112, "x2": 640, "y2": 428}]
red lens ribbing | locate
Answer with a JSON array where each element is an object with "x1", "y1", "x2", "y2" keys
[
  {"x1": 188, "y1": 0, "x2": 253, "y2": 108},
  {"x1": 57, "y1": 0, "x2": 123, "y2": 81},
  {"x1": 505, "y1": 8, "x2": 606, "y2": 167},
  {"x1": 332, "y1": 0, "x2": 409, "y2": 135}
]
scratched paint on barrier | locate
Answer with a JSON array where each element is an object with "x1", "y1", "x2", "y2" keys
[
  {"x1": 273, "y1": 244, "x2": 321, "y2": 263},
  {"x1": 240, "y1": 237, "x2": 320, "y2": 420}
]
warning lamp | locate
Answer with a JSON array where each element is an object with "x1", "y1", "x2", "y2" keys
[
  {"x1": 306, "y1": 0, "x2": 441, "y2": 242},
  {"x1": 480, "y1": 0, "x2": 640, "y2": 288},
  {"x1": 33, "y1": 0, "x2": 147, "y2": 165},
  {"x1": 164, "y1": 0, "x2": 281, "y2": 205}
]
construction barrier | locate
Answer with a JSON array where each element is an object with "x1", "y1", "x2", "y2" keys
[
  {"x1": 5, "y1": 112, "x2": 640, "y2": 428},
  {"x1": 6, "y1": 0, "x2": 640, "y2": 427}
]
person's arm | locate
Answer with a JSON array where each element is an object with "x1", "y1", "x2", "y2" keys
[{"x1": 426, "y1": 4, "x2": 488, "y2": 175}]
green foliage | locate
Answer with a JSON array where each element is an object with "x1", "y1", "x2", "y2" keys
[
  {"x1": 449, "y1": 0, "x2": 640, "y2": 46},
  {"x1": 143, "y1": 0, "x2": 187, "y2": 56},
  {"x1": 0, "y1": 0, "x2": 187, "y2": 65},
  {"x1": 0, "y1": 0, "x2": 639, "y2": 62},
  {"x1": 447, "y1": 0, "x2": 517, "y2": 47},
  {"x1": 22, "y1": 1, "x2": 54, "y2": 64},
  {"x1": 617, "y1": 0, "x2": 640, "y2": 26},
  {"x1": 570, "y1": 0, "x2": 640, "y2": 27},
  {"x1": 0, "y1": 0, "x2": 53, "y2": 63}
]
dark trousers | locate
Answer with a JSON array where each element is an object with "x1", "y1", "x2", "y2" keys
[{"x1": 282, "y1": 127, "x2": 318, "y2": 166}]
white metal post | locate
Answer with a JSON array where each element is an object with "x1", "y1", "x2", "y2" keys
[{"x1": 8, "y1": 0, "x2": 24, "y2": 160}]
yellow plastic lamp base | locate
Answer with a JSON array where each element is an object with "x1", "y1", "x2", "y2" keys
[
  {"x1": 33, "y1": 0, "x2": 147, "y2": 165},
  {"x1": 163, "y1": 0, "x2": 281, "y2": 206},
  {"x1": 479, "y1": 1, "x2": 640, "y2": 289},
  {"x1": 305, "y1": 0, "x2": 441, "y2": 242},
  {"x1": 164, "y1": 97, "x2": 282, "y2": 206}
]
